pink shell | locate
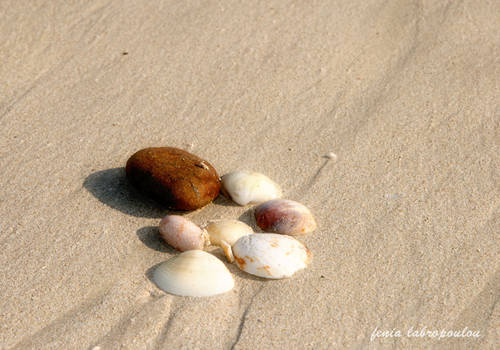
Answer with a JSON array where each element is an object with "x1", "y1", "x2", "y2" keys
[
  {"x1": 159, "y1": 215, "x2": 207, "y2": 251},
  {"x1": 254, "y1": 199, "x2": 317, "y2": 235}
]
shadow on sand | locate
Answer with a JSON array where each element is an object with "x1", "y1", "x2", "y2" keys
[
  {"x1": 136, "y1": 226, "x2": 178, "y2": 254},
  {"x1": 83, "y1": 167, "x2": 174, "y2": 218},
  {"x1": 83, "y1": 168, "x2": 239, "y2": 218}
]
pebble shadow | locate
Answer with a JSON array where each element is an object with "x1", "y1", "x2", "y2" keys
[
  {"x1": 136, "y1": 226, "x2": 177, "y2": 254},
  {"x1": 83, "y1": 167, "x2": 174, "y2": 218},
  {"x1": 212, "y1": 194, "x2": 241, "y2": 207}
]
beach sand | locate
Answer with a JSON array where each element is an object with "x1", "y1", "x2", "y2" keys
[{"x1": 1, "y1": 1, "x2": 498, "y2": 349}]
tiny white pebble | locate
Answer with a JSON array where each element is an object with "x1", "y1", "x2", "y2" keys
[
  {"x1": 385, "y1": 193, "x2": 404, "y2": 200},
  {"x1": 92, "y1": 346, "x2": 101, "y2": 350},
  {"x1": 326, "y1": 152, "x2": 337, "y2": 160}
]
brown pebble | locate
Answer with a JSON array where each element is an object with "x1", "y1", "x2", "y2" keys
[{"x1": 125, "y1": 147, "x2": 220, "y2": 210}]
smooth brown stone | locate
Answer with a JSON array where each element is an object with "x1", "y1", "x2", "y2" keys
[{"x1": 125, "y1": 147, "x2": 220, "y2": 210}]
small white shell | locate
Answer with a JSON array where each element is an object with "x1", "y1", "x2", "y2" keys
[
  {"x1": 153, "y1": 250, "x2": 234, "y2": 297},
  {"x1": 254, "y1": 199, "x2": 317, "y2": 235},
  {"x1": 204, "y1": 220, "x2": 254, "y2": 262},
  {"x1": 326, "y1": 152, "x2": 337, "y2": 160},
  {"x1": 221, "y1": 171, "x2": 282, "y2": 206},
  {"x1": 232, "y1": 234, "x2": 311, "y2": 279},
  {"x1": 159, "y1": 215, "x2": 208, "y2": 252},
  {"x1": 205, "y1": 219, "x2": 254, "y2": 247}
]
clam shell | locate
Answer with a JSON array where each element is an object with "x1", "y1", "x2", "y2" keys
[
  {"x1": 205, "y1": 219, "x2": 254, "y2": 247},
  {"x1": 204, "y1": 219, "x2": 254, "y2": 262},
  {"x1": 159, "y1": 215, "x2": 208, "y2": 252},
  {"x1": 221, "y1": 171, "x2": 282, "y2": 206},
  {"x1": 232, "y1": 233, "x2": 311, "y2": 279},
  {"x1": 153, "y1": 250, "x2": 234, "y2": 297},
  {"x1": 254, "y1": 199, "x2": 317, "y2": 235}
]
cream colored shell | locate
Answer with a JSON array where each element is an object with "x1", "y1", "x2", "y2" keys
[
  {"x1": 204, "y1": 219, "x2": 254, "y2": 262},
  {"x1": 153, "y1": 250, "x2": 234, "y2": 297},
  {"x1": 205, "y1": 219, "x2": 254, "y2": 246},
  {"x1": 221, "y1": 171, "x2": 282, "y2": 206}
]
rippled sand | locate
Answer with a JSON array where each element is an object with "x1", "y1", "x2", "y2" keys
[{"x1": 1, "y1": 1, "x2": 498, "y2": 349}]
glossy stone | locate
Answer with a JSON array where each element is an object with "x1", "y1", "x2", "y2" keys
[{"x1": 126, "y1": 147, "x2": 220, "y2": 210}]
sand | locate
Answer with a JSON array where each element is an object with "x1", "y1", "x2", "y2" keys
[{"x1": 1, "y1": 0, "x2": 498, "y2": 349}]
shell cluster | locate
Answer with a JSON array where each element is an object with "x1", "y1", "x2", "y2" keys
[
  {"x1": 127, "y1": 148, "x2": 318, "y2": 297},
  {"x1": 152, "y1": 192, "x2": 316, "y2": 296},
  {"x1": 154, "y1": 214, "x2": 314, "y2": 295}
]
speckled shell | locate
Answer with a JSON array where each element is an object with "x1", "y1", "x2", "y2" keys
[
  {"x1": 254, "y1": 199, "x2": 317, "y2": 235},
  {"x1": 232, "y1": 233, "x2": 311, "y2": 279},
  {"x1": 153, "y1": 250, "x2": 234, "y2": 297},
  {"x1": 220, "y1": 171, "x2": 282, "y2": 206},
  {"x1": 159, "y1": 215, "x2": 208, "y2": 252}
]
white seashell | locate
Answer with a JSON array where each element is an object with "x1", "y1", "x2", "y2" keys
[
  {"x1": 159, "y1": 215, "x2": 209, "y2": 252},
  {"x1": 231, "y1": 234, "x2": 311, "y2": 279},
  {"x1": 204, "y1": 220, "x2": 254, "y2": 262},
  {"x1": 254, "y1": 199, "x2": 317, "y2": 235},
  {"x1": 221, "y1": 171, "x2": 282, "y2": 206},
  {"x1": 153, "y1": 250, "x2": 234, "y2": 297},
  {"x1": 204, "y1": 219, "x2": 254, "y2": 247}
]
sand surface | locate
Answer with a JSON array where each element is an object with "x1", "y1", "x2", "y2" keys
[{"x1": 1, "y1": 1, "x2": 499, "y2": 349}]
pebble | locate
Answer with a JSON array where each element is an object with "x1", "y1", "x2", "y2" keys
[
  {"x1": 126, "y1": 147, "x2": 220, "y2": 210},
  {"x1": 325, "y1": 152, "x2": 337, "y2": 161}
]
